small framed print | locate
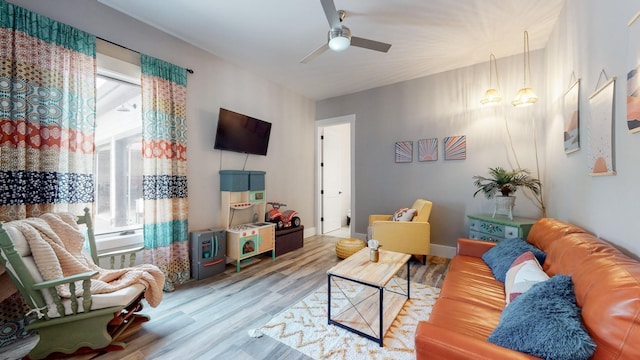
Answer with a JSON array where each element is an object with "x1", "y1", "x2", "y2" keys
[
  {"x1": 588, "y1": 77, "x2": 616, "y2": 176},
  {"x1": 418, "y1": 138, "x2": 438, "y2": 161},
  {"x1": 443, "y1": 135, "x2": 466, "y2": 160},
  {"x1": 395, "y1": 141, "x2": 413, "y2": 163},
  {"x1": 564, "y1": 79, "x2": 580, "y2": 153}
]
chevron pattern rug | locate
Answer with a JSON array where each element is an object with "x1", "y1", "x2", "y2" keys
[{"x1": 260, "y1": 278, "x2": 440, "y2": 360}]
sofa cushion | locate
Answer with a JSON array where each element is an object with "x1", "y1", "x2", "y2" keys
[
  {"x1": 528, "y1": 218, "x2": 640, "y2": 359},
  {"x1": 444, "y1": 254, "x2": 508, "y2": 311},
  {"x1": 427, "y1": 297, "x2": 502, "y2": 340},
  {"x1": 570, "y1": 246, "x2": 640, "y2": 358},
  {"x1": 392, "y1": 207, "x2": 416, "y2": 221},
  {"x1": 488, "y1": 275, "x2": 596, "y2": 360},
  {"x1": 482, "y1": 238, "x2": 546, "y2": 282},
  {"x1": 439, "y1": 270, "x2": 506, "y2": 311},
  {"x1": 449, "y1": 255, "x2": 497, "y2": 280},
  {"x1": 526, "y1": 217, "x2": 586, "y2": 251},
  {"x1": 504, "y1": 251, "x2": 548, "y2": 304}
]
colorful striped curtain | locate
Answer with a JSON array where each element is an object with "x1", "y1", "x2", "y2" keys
[
  {"x1": 0, "y1": 0, "x2": 96, "y2": 221},
  {"x1": 140, "y1": 55, "x2": 189, "y2": 291}
]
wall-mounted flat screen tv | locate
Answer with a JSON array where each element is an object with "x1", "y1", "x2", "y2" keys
[{"x1": 214, "y1": 108, "x2": 272, "y2": 156}]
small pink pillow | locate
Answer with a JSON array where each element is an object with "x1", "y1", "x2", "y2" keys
[
  {"x1": 504, "y1": 251, "x2": 549, "y2": 304},
  {"x1": 392, "y1": 207, "x2": 417, "y2": 221}
]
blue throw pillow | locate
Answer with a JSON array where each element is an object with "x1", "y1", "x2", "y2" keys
[
  {"x1": 482, "y1": 238, "x2": 546, "y2": 282},
  {"x1": 488, "y1": 275, "x2": 596, "y2": 360}
]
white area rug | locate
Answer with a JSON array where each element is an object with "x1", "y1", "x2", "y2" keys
[{"x1": 260, "y1": 278, "x2": 440, "y2": 360}]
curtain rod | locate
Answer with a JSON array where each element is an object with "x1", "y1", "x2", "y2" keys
[{"x1": 97, "y1": 36, "x2": 194, "y2": 74}]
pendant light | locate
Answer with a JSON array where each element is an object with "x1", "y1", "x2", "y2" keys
[
  {"x1": 512, "y1": 31, "x2": 538, "y2": 107},
  {"x1": 480, "y1": 53, "x2": 502, "y2": 106}
]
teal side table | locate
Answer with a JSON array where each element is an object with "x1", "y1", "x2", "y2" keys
[{"x1": 467, "y1": 214, "x2": 538, "y2": 242}]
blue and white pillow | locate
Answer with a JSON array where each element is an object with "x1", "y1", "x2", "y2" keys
[
  {"x1": 488, "y1": 275, "x2": 596, "y2": 360},
  {"x1": 482, "y1": 237, "x2": 546, "y2": 282}
]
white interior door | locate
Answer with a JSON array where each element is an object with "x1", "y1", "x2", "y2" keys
[{"x1": 322, "y1": 126, "x2": 342, "y2": 233}]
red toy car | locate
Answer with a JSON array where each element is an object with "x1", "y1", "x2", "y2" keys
[{"x1": 265, "y1": 202, "x2": 301, "y2": 230}]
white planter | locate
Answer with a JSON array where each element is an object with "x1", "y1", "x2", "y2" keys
[{"x1": 493, "y1": 196, "x2": 515, "y2": 220}]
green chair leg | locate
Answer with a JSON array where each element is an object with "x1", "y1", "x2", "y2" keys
[{"x1": 27, "y1": 312, "x2": 115, "y2": 360}]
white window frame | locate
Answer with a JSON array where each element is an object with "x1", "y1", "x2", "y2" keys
[{"x1": 95, "y1": 41, "x2": 144, "y2": 251}]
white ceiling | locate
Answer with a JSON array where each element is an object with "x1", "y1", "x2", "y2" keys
[{"x1": 97, "y1": 0, "x2": 565, "y2": 100}]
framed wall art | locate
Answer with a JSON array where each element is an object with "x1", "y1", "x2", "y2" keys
[
  {"x1": 395, "y1": 141, "x2": 413, "y2": 163},
  {"x1": 627, "y1": 11, "x2": 640, "y2": 133},
  {"x1": 443, "y1": 135, "x2": 466, "y2": 160},
  {"x1": 563, "y1": 79, "x2": 580, "y2": 153},
  {"x1": 588, "y1": 76, "x2": 616, "y2": 176},
  {"x1": 418, "y1": 138, "x2": 438, "y2": 161}
]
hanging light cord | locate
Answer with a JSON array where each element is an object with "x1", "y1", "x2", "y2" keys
[
  {"x1": 501, "y1": 107, "x2": 546, "y2": 217},
  {"x1": 530, "y1": 113, "x2": 546, "y2": 216},
  {"x1": 522, "y1": 31, "x2": 544, "y2": 214},
  {"x1": 490, "y1": 53, "x2": 501, "y2": 90},
  {"x1": 523, "y1": 31, "x2": 531, "y2": 87}
]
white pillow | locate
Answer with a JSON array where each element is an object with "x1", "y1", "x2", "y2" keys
[
  {"x1": 504, "y1": 251, "x2": 549, "y2": 304},
  {"x1": 392, "y1": 207, "x2": 417, "y2": 221},
  {"x1": 3, "y1": 224, "x2": 30, "y2": 256}
]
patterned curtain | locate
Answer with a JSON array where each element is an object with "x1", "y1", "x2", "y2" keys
[
  {"x1": 140, "y1": 54, "x2": 189, "y2": 291},
  {"x1": 0, "y1": 0, "x2": 96, "y2": 348},
  {"x1": 0, "y1": 0, "x2": 96, "y2": 221}
]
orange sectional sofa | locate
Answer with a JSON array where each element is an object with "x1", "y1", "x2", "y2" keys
[{"x1": 415, "y1": 218, "x2": 640, "y2": 359}]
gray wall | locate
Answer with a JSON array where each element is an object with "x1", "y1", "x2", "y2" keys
[
  {"x1": 317, "y1": 51, "x2": 547, "y2": 251},
  {"x1": 10, "y1": 0, "x2": 317, "y2": 234},
  {"x1": 318, "y1": 0, "x2": 640, "y2": 258},
  {"x1": 544, "y1": 0, "x2": 640, "y2": 257},
  {"x1": 13, "y1": 0, "x2": 640, "y2": 257}
]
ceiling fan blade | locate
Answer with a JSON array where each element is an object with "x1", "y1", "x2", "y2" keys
[
  {"x1": 351, "y1": 37, "x2": 392, "y2": 53},
  {"x1": 320, "y1": 0, "x2": 341, "y2": 29},
  {"x1": 300, "y1": 43, "x2": 330, "y2": 64}
]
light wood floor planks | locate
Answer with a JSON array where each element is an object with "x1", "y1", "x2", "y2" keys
[{"x1": 1, "y1": 235, "x2": 449, "y2": 360}]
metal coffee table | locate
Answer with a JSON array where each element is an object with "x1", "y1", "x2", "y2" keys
[{"x1": 326, "y1": 248, "x2": 411, "y2": 346}]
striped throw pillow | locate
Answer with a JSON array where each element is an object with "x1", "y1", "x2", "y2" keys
[{"x1": 504, "y1": 251, "x2": 549, "y2": 304}]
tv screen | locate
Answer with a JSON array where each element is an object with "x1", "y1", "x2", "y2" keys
[{"x1": 214, "y1": 108, "x2": 272, "y2": 156}]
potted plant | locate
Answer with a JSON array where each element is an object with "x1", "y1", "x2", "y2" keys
[{"x1": 473, "y1": 167, "x2": 541, "y2": 219}]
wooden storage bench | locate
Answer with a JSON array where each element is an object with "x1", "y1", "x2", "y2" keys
[{"x1": 275, "y1": 225, "x2": 303, "y2": 256}]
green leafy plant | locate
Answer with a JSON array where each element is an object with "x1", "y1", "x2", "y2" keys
[{"x1": 473, "y1": 167, "x2": 541, "y2": 199}]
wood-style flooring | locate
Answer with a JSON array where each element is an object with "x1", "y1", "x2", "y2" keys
[{"x1": 2, "y1": 235, "x2": 450, "y2": 360}]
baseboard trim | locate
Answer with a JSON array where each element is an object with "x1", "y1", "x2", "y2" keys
[
  {"x1": 352, "y1": 232, "x2": 368, "y2": 241},
  {"x1": 303, "y1": 226, "x2": 317, "y2": 239},
  {"x1": 430, "y1": 244, "x2": 456, "y2": 259},
  {"x1": 351, "y1": 232, "x2": 456, "y2": 259}
]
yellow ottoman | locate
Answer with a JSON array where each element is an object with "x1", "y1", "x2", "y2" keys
[{"x1": 335, "y1": 238, "x2": 366, "y2": 259}]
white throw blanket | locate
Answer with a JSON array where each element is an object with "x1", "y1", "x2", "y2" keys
[{"x1": 13, "y1": 213, "x2": 164, "y2": 307}]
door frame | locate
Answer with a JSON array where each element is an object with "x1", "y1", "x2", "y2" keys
[{"x1": 315, "y1": 114, "x2": 355, "y2": 236}]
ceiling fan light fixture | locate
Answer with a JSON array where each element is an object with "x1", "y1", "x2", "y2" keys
[{"x1": 328, "y1": 27, "x2": 351, "y2": 52}]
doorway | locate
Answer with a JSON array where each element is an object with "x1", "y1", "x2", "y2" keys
[{"x1": 316, "y1": 115, "x2": 354, "y2": 238}]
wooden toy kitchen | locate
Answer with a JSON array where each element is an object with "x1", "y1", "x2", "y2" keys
[{"x1": 220, "y1": 170, "x2": 275, "y2": 272}]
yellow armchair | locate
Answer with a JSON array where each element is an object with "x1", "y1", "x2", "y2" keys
[{"x1": 368, "y1": 199, "x2": 432, "y2": 259}]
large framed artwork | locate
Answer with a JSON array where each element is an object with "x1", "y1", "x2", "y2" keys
[
  {"x1": 563, "y1": 79, "x2": 580, "y2": 153},
  {"x1": 627, "y1": 11, "x2": 640, "y2": 133},
  {"x1": 588, "y1": 77, "x2": 616, "y2": 176},
  {"x1": 395, "y1": 141, "x2": 413, "y2": 163},
  {"x1": 418, "y1": 138, "x2": 438, "y2": 161},
  {"x1": 443, "y1": 135, "x2": 466, "y2": 160}
]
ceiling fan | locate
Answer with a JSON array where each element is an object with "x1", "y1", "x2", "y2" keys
[{"x1": 300, "y1": 0, "x2": 392, "y2": 64}]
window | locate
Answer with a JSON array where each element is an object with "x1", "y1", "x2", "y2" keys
[{"x1": 94, "y1": 74, "x2": 142, "y2": 235}]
